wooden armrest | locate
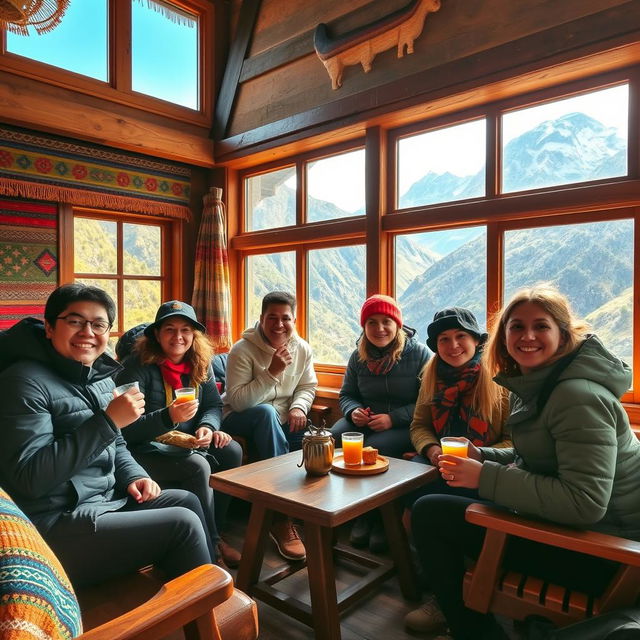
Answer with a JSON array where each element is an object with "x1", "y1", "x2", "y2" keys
[
  {"x1": 466, "y1": 504, "x2": 640, "y2": 566},
  {"x1": 78, "y1": 564, "x2": 233, "y2": 640}
]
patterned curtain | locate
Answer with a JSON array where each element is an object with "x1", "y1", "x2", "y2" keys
[{"x1": 192, "y1": 187, "x2": 232, "y2": 352}]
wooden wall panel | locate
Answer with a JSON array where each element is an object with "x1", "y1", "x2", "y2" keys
[
  {"x1": 224, "y1": 0, "x2": 634, "y2": 151},
  {"x1": 0, "y1": 72, "x2": 214, "y2": 167}
]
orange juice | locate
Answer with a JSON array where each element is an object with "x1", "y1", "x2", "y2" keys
[
  {"x1": 342, "y1": 432, "x2": 364, "y2": 465},
  {"x1": 175, "y1": 387, "x2": 196, "y2": 403},
  {"x1": 441, "y1": 439, "x2": 468, "y2": 457}
]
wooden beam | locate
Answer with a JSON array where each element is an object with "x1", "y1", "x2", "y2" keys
[
  {"x1": 365, "y1": 127, "x2": 387, "y2": 296},
  {"x1": 212, "y1": 0, "x2": 262, "y2": 140}
]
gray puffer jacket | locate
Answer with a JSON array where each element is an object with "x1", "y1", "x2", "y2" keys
[
  {"x1": 340, "y1": 328, "x2": 430, "y2": 428},
  {"x1": 480, "y1": 335, "x2": 640, "y2": 540},
  {"x1": 0, "y1": 318, "x2": 148, "y2": 533}
]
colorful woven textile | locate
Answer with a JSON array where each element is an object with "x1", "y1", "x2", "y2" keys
[
  {"x1": 192, "y1": 187, "x2": 232, "y2": 352},
  {"x1": 0, "y1": 487, "x2": 82, "y2": 640},
  {"x1": 0, "y1": 198, "x2": 58, "y2": 330},
  {"x1": 0, "y1": 124, "x2": 191, "y2": 220}
]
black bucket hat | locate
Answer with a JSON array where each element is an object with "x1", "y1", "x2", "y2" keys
[
  {"x1": 144, "y1": 300, "x2": 206, "y2": 337},
  {"x1": 426, "y1": 307, "x2": 488, "y2": 352}
]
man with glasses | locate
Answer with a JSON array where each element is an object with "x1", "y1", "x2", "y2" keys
[{"x1": 0, "y1": 283, "x2": 215, "y2": 587}]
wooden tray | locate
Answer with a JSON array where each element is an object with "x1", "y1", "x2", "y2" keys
[{"x1": 331, "y1": 454, "x2": 389, "y2": 476}]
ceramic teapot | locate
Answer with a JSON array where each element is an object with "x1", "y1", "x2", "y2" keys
[{"x1": 298, "y1": 419, "x2": 335, "y2": 476}]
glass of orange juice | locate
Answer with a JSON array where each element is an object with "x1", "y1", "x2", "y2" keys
[
  {"x1": 342, "y1": 432, "x2": 364, "y2": 466},
  {"x1": 175, "y1": 387, "x2": 196, "y2": 403},
  {"x1": 440, "y1": 437, "x2": 468, "y2": 458}
]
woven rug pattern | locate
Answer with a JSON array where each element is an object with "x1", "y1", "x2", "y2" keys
[{"x1": 0, "y1": 198, "x2": 58, "y2": 329}]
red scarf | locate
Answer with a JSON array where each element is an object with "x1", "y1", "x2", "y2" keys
[
  {"x1": 159, "y1": 359, "x2": 193, "y2": 390},
  {"x1": 430, "y1": 356, "x2": 490, "y2": 446}
]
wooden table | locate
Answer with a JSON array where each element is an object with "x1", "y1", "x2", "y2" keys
[{"x1": 210, "y1": 451, "x2": 436, "y2": 640}]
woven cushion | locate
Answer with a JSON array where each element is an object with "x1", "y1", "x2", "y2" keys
[{"x1": 0, "y1": 487, "x2": 82, "y2": 639}]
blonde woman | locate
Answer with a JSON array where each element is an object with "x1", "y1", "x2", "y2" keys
[
  {"x1": 406, "y1": 287, "x2": 640, "y2": 638},
  {"x1": 331, "y1": 295, "x2": 429, "y2": 551}
]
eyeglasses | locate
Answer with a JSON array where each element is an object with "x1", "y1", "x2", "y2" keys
[{"x1": 56, "y1": 314, "x2": 112, "y2": 335}]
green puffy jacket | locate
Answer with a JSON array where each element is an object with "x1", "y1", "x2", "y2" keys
[{"x1": 479, "y1": 335, "x2": 640, "y2": 540}]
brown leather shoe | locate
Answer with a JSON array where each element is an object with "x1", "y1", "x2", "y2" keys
[
  {"x1": 217, "y1": 539, "x2": 241, "y2": 568},
  {"x1": 269, "y1": 518, "x2": 306, "y2": 561}
]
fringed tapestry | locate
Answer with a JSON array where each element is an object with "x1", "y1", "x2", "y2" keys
[
  {"x1": 192, "y1": 187, "x2": 232, "y2": 352},
  {"x1": 0, "y1": 198, "x2": 57, "y2": 330},
  {"x1": 0, "y1": 124, "x2": 191, "y2": 220}
]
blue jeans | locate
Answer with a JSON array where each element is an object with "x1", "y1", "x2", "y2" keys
[{"x1": 222, "y1": 404, "x2": 305, "y2": 460}]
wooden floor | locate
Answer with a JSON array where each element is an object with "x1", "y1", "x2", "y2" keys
[{"x1": 223, "y1": 500, "x2": 522, "y2": 640}]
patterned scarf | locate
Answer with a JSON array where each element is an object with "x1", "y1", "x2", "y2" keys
[
  {"x1": 365, "y1": 343, "x2": 396, "y2": 375},
  {"x1": 430, "y1": 351, "x2": 490, "y2": 445},
  {"x1": 159, "y1": 358, "x2": 193, "y2": 390}
]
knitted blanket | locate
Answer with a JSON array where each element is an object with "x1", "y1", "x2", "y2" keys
[{"x1": 0, "y1": 487, "x2": 82, "y2": 639}]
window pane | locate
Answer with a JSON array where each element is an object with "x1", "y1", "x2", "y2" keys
[
  {"x1": 308, "y1": 246, "x2": 366, "y2": 365},
  {"x1": 74, "y1": 218, "x2": 116, "y2": 274},
  {"x1": 123, "y1": 279, "x2": 162, "y2": 330},
  {"x1": 395, "y1": 228, "x2": 487, "y2": 346},
  {"x1": 132, "y1": 0, "x2": 199, "y2": 109},
  {"x1": 7, "y1": 0, "x2": 107, "y2": 81},
  {"x1": 307, "y1": 150, "x2": 365, "y2": 222},
  {"x1": 504, "y1": 219, "x2": 633, "y2": 367},
  {"x1": 245, "y1": 252, "x2": 296, "y2": 329},
  {"x1": 76, "y1": 278, "x2": 118, "y2": 326},
  {"x1": 397, "y1": 119, "x2": 486, "y2": 209},
  {"x1": 502, "y1": 84, "x2": 628, "y2": 193},
  {"x1": 123, "y1": 223, "x2": 161, "y2": 276},
  {"x1": 245, "y1": 167, "x2": 296, "y2": 231}
]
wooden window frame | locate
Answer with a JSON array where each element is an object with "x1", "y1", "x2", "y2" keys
[
  {"x1": 58, "y1": 204, "x2": 182, "y2": 339},
  {"x1": 228, "y1": 66, "x2": 640, "y2": 409},
  {"x1": 0, "y1": 0, "x2": 213, "y2": 127}
]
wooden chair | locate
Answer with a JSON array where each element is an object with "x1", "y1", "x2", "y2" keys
[
  {"x1": 77, "y1": 564, "x2": 258, "y2": 640},
  {"x1": 462, "y1": 503, "x2": 640, "y2": 628}
]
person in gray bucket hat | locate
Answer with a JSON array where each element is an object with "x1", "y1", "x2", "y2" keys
[
  {"x1": 426, "y1": 307, "x2": 488, "y2": 353},
  {"x1": 144, "y1": 300, "x2": 206, "y2": 336}
]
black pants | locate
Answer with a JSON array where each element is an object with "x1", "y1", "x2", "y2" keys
[
  {"x1": 46, "y1": 489, "x2": 213, "y2": 588},
  {"x1": 134, "y1": 441, "x2": 242, "y2": 548},
  {"x1": 411, "y1": 494, "x2": 619, "y2": 640}
]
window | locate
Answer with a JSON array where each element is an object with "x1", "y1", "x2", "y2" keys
[
  {"x1": 2, "y1": 0, "x2": 209, "y2": 116},
  {"x1": 397, "y1": 119, "x2": 486, "y2": 209},
  {"x1": 245, "y1": 251, "x2": 296, "y2": 328},
  {"x1": 503, "y1": 218, "x2": 633, "y2": 366},
  {"x1": 395, "y1": 228, "x2": 487, "y2": 342},
  {"x1": 233, "y1": 72, "x2": 639, "y2": 403},
  {"x1": 6, "y1": 0, "x2": 108, "y2": 81},
  {"x1": 132, "y1": 0, "x2": 198, "y2": 109},
  {"x1": 501, "y1": 84, "x2": 628, "y2": 193},
  {"x1": 308, "y1": 245, "x2": 366, "y2": 364},
  {"x1": 245, "y1": 167, "x2": 296, "y2": 231},
  {"x1": 73, "y1": 213, "x2": 169, "y2": 340},
  {"x1": 307, "y1": 150, "x2": 365, "y2": 222}
]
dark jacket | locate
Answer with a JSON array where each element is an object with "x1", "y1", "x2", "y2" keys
[
  {"x1": 115, "y1": 355, "x2": 223, "y2": 453},
  {"x1": 340, "y1": 328, "x2": 430, "y2": 428},
  {"x1": 480, "y1": 335, "x2": 640, "y2": 540},
  {"x1": 0, "y1": 318, "x2": 148, "y2": 533}
]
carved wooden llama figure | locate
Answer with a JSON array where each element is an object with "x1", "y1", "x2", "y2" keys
[{"x1": 314, "y1": 0, "x2": 441, "y2": 90}]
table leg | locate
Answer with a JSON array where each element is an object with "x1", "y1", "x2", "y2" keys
[
  {"x1": 236, "y1": 503, "x2": 272, "y2": 593},
  {"x1": 380, "y1": 499, "x2": 420, "y2": 600},
  {"x1": 304, "y1": 522, "x2": 341, "y2": 640}
]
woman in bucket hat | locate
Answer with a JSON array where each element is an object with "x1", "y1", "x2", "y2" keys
[
  {"x1": 115, "y1": 300, "x2": 243, "y2": 568},
  {"x1": 331, "y1": 294, "x2": 429, "y2": 552}
]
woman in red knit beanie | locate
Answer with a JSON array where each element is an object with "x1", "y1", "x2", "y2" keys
[{"x1": 331, "y1": 294, "x2": 429, "y2": 552}]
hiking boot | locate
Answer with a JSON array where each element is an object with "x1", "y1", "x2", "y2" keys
[
  {"x1": 349, "y1": 515, "x2": 371, "y2": 548},
  {"x1": 368, "y1": 520, "x2": 388, "y2": 554},
  {"x1": 270, "y1": 519, "x2": 306, "y2": 561},
  {"x1": 217, "y1": 539, "x2": 241, "y2": 568},
  {"x1": 404, "y1": 598, "x2": 447, "y2": 633}
]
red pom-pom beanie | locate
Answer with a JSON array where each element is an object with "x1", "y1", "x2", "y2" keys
[{"x1": 360, "y1": 294, "x2": 403, "y2": 328}]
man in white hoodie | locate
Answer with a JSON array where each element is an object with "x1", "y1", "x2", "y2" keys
[{"x1": 222, "y1": 291, "x2": 317, "y2": 560}]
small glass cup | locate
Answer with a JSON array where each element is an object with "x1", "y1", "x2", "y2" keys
[
  {"x1": 174, "y1": 387, "x2": 196, "y2": 404},
  {"x1": 113, "y1": 381, "x2": 139, "y2": 397},
  {"x1": 342, "y1": 432, "x2": 364, "y2": 466},
  {"x1": 440, "y1": 437, "x2": 468, "y2": 458}
]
